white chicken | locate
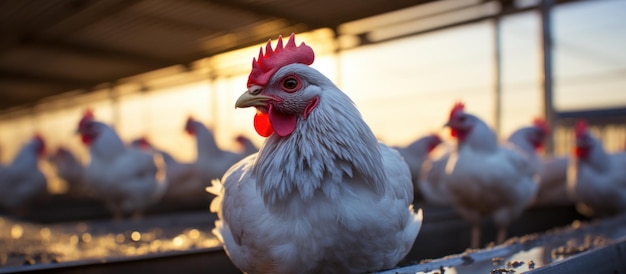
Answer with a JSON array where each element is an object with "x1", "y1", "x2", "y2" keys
[
  {"x1": 130, "y1": 137, "x2": 206, "y2": 204},
  {"x1": 535, "y1": 156, "x2": 571, "y2": 205},
  {"x1": 395, "y1": 134, "x2": 442, "y2": 200},
  {"x1": 48, "y1": 146, "x2": 90, "y2": 198},
  {"x1": 207, "y1": 34, "x2": 422, "y2": 273},
  {"x1": 443, "y1": 102, "x2": 538, "y2": 248},
  {"x1": 185, "y1": 117, "x2": 256, "y2": 185},
  {"x1": 77, "y1": 110, "x2": 167, "y2": 219},
  {"x1": 567, "y1": 120, "x2": 626, "y2": 217},
  {"x1": 506, "y1": 119, "x2": 572, "y2": 206},
  {"x1": 418, "y1": 151, "x2": 453, "y2": 206},
  {"x1": 505, "y1": 118, "x2": 550, "y2": 175},
  {"x1": 0, "y1": 134, "x2": 48, "y2": 214},
  {"x1": 235, "y1": 134, "x2": 259, "y2": 156}
]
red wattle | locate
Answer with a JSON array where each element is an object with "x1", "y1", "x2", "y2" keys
[
  {"x1": 81, "y1": 135, "x2": 92, "y2": 145},
  {"x1": 254, "y1": 112, "x2": 274, "y2": 137},
  {"x1": 268, "y1": 105, "x2": 297, "y2": 137}
]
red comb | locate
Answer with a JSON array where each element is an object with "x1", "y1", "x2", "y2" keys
[
  {"x1": 185, "y1": 116, "x2": 196, "y2": 135},
  {"x1": 79, "y1": 108, "x2": 94, "y2": 128},
  {"x1": 533, "y1": 117, "x2": 551, "y2": 134},
  {"x1": 449, "y1": 102, "x2": 465, "y2": 120},
  {"x1": 575, "y1": 120, "x2": 587, "y2": 138},
  {"x1": 33, "y1": 132, "x2": 45, "y2": 155},
  {"x1": 247, "y1": 33, "x2": 315, "y2": 87},
  {"x1": 138, "y1": 136, "x2": 150, "y2": 145},
  {"x1": 33, "y1": 132, "x2": 44, "y2": 142}
]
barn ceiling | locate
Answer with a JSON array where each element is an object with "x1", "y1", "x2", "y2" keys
[{"x1": 0, "y1": 0, "x2": 435, "y2": 112}]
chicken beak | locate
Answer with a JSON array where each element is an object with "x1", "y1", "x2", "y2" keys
[
  {"x1": 443, "y1": 121, "x2": 451, "y2": 128},
  {"x1": 235, "y1": 90, "x2": 274, "y2": 109}
]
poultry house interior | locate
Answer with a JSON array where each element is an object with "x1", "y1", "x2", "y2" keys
[{"x1": 1, "y1": 0, "x2": 626, "y2": 273}]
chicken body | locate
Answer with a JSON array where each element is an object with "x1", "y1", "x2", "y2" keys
[
  {"x1": 443, "y1": 104, "x2": 538, "y2": 248},
  {"x1": 396, "y1": 134, "x2": 442, "y2": 200},
  {"x1": 0, "y1": 135, "x2": 48, "y2": 213},
  {"x1": 535, "y1": 156, "x2": 571, "y2": 205},
  {"x1": 186, "y1": 118, "x2": 256, "y2": 185},
  {"x1": 78, "y1": 117, "x2": 167, "y2": 218},
  {"x1": 209, "y1": 35, "x2": 421, "y2": 274},
  {"x1": 236, "y1": 135, "x2": 259, "y2": 156},
  {"x1": 48, "y1": 147, "x2": 90, "y2": 197},
  {"x1": 506, "y1": 120, "x2": 572, "y2": 206},
  {"x1": 568, "y1": 121, "x2": 626, "y2": 217},
  {"x1": 130, "y1": 137, "x2": 204, "y2": 204},
  {"x1": 418, "y1": 152, "x2": 452, "y2": 206},
  {"x1": 505, "y1": 122, "x2": 547, "y2": 175}
]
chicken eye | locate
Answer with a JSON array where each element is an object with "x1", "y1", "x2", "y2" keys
[{"x1": 281, "y1": 76, "x2": 300, "y2": 93}]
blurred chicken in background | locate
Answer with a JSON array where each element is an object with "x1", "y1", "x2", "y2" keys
[
  {"x1": 130, "y1": 136, "x2": 207, "y2": 205},
  {"x1": 506, "y1": 118, "x2": 551, "y2": 175},
  {"x1": 504, "y1": 118, "x2": 573, "y2": 207},
  {"x1": 185, "y1": 117, "x2": 257, "y2": 186},
  {"x1": 77, "y1": 110, "x2": 167, "y2": 219},
  {"x1": 395, "y1": 133, "x2": 443, "y2": 201},
  {"x1": 442, "y1": 102, "x2": 539, "y2": 248},
  {"x1": 0, "y1": 134, "x2": 49, "y2": 215},
  {"x1": 48, "y1": 146, "x2": 90, "y2": 198},
  {"x1": 418, "y1": 146, "x2": 453, "y2": 206},
  {"x1": 568, "y1": 120, "x2": 626, "y2": 217}
]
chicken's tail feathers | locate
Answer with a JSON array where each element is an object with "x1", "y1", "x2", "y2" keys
[
  {"x1": 401, "y1": 206, "x2": 423, "y2": 256},
  {"x1": 206, "y1": 179, "x2": 224, "y2": 213},
  {"x1": 411, "y1": 207, "x2": 424, "y2": 229},
  {"x1": 205, "y1": 179, "x2": 223, "y2": 196},
  {"x1": 415, "y1": 207, "x2": 424, "y2": 221},
  {"x1": 212, "y1": 220, "x2": 225, "y2": 244}
]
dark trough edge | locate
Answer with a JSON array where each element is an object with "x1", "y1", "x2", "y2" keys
[
  {"x1": 525, "y1": 236, "x2": 626, "y2": 274},
  {"x1": 0, "y1": 246, "x2": 239, "y2": 274},
  {"x1": 376, "y1": 214, "x2": 626, "y2": 274}
]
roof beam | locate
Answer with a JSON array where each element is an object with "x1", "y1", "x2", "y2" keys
[
  {"x1": 201, "y1": 0, "x2": 327, "y2": 28},
  {"x1": 39, "y1": 0, "x2": 143, "y2": 39},
  {"x1": 0, "y1": 0, "x2": 172, "y2": 69},
  {"x1": 0, "y1": 69, "x2": 95, "y2": 89},
  {"x1": 24, "y1": 39, "x2": 178, "y2": 68}
]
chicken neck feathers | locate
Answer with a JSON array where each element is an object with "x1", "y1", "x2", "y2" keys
[{"x1": 253, "y1": 72, "x2": 386, "y2": 205}]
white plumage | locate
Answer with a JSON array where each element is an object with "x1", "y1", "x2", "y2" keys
[
  {"x1": 208, "y1": 34, "x2": 421, "y2": 273},
  {"x1": 185, "y1": 117, "x2": 257, "y2": 185},
  {"x1": 130, "y1": 137, "x2": 204, "y2": 204},
  {"x1": 535, "y1": 156, "x2": 571, "y2": 206},
  {"x1": 48, "y1": 146, "x2": 90, "y2": 198},
  {"x1": 442, "y1": 103, "x2": 538, "y2": 248},
  {"x1": 418, "y1": 151, "x2": 452, "y2": 206},
  {"x1": 395, "y1": 134, "x2": 442, "y2": 200},
  {"x1": 568, "y1": 120, "x2": 626, "y2": 217},
  {"x1": 0, "y1": 135, "x2": 48, "y2": 213},
  {"x1": 77, "y1": 112, "x2": 167, "y2": 219}
]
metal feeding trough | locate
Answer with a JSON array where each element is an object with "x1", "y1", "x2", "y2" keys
[
  {"x1": 380, "y1": 212, "x2": 626, "y2": 274},
  {"x1": 0, "y1": 210, "x2": 238, "y2": 274},
  {"x1": 0, "y1": 193, "x2": 213, "y2": 224},
  {"x1": 0, "y1": 202, "x2": 609, "y2": 274}
]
